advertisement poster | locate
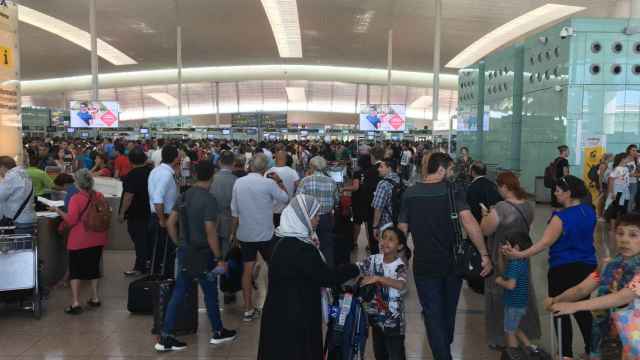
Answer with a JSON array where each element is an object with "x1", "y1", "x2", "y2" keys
[
  {"x1": 582, "y1": 135, "x2": 606, "y2": 204},
  {"x1": 359, "y1": 104, "x2": 406, "y2": 131},
  {"x1": 69, "y1": 101, "x2": 120, "y2": 128},
  {"x1": 0, "y1": 1, "x2": 19, "y2": 161}
]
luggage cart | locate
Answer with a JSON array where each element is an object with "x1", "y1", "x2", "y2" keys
[{"x1": 0, "y1": 231, "x2": 42, "y2": 319}]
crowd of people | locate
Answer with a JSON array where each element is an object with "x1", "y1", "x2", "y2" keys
[{"x1": 1, "y1": 136, "x2": 640, "y2": 360}]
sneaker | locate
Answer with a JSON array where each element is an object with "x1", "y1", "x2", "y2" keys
[
  {"x1": 124, "y1": 270, "x2": 141, "y2": 277},
  {"x1": 243, "y1": 309, "x2": 259, "y2": 322},
  {"x1": 154, "y1": 336, "x2": 187, "y2": 352},
  {"x1": 210, "y1": 328, "x2": 237, "y2": 345}
]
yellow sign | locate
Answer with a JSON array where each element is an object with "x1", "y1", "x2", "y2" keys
[
  {"x1": 582, "y1": 136, "x2": 606, "y2": 204},
  {"x1": 0, "y1": 45, "x2": 13, "y2": 69}
]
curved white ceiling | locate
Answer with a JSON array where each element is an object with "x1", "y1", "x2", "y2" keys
[
  {"x1": 21, "y1": 64, "x2": 459, "y2": 95},
  {"x1": 17, "y1": 4, "x2": 136, "y2": 65}
]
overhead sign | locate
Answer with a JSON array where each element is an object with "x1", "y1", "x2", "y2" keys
[
  {"x1": 143, "y1": 116, "x2": 192, "y2": 129},
  {"x1": 231, "y1": 113, "x2": 260, "y2": 127},
  {"x1": 231, "y1": 112, "x2": 288, "y2": 128},
  {"x1": 22, "y1": 107, "x2": 50, "y2": 128},
  {"x1": 262, "y1": 113, "x2": 287, "y2": 128}
]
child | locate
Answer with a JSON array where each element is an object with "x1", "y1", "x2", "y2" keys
[
  {"x1": 495, "y1": 231, "x2": 537, "y2": 359},
  {"x1": 358, "y1": 227, "x2": 410, "y2": 360},
  {"x1": 547, "y1": 213, "x2": 640, "y2": 360}
]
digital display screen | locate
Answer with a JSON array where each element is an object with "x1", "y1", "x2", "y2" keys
[
  {"x1": 67, "y1": 128, "x2": 75, "y2": 133},
  {"x1": 222, "y1": 129, "x2": 230, "y2": 135},
  {"x1": 139, "y1": 128, "x2": 149, "y2": 134},
  {"x1": 359, "y1": 104, "x2": 406, "y2": 131},
  {"x1": 207, "y1": 134, "x2": 215, "y2": 140},
  {"x1": 81, "y1": 132, "x2": 89, "y2": 138},
  {"x1": 69, "y1": 101, "x2": 120, "y2": 128}
]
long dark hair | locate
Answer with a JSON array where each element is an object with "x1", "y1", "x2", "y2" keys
[{"x1": 555, "y1": 175, "x2": 588, "y2": 199}]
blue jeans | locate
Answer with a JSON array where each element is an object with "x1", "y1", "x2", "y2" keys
[
  {"x1": 414, "y1": 274, "x2": 463, "y2": 360},
  {"x1": 162, "y1": 247, "x2": 223, "y2": 335}
]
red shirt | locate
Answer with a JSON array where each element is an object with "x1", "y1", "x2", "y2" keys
[
  {"x1": 114, "y1": 155, "x2": 132, "y2": 178},
  {"x1": 63, "y1": 190, "x2": 109, "y2": 250}
]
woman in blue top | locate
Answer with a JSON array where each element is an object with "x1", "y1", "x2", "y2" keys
[{"x1": 504, "y1": 175, "x2": 597, "y2": 360}]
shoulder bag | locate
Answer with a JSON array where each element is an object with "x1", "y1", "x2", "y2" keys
[
  {"x1": 0, "y1": 184, "x2": 33, "y2": 231},
  {"x1": 448, "y1": 181, "x2": 484, "y2": 280}
]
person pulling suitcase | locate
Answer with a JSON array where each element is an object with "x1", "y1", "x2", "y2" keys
[{"x1": 155, "y1": 161, "x2": 237, "y2": 352}]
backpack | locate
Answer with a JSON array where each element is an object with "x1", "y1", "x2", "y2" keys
[
  {"x1": 83, "y1": 192, "x2": 112, "y2": 232},
  {"x1": 383, "y1": 178, "x2": 406, "y2": 225},
  {"x1": 587, "y1": 164, "x2": 600, "y2": 185},
  {"x1": 543, "y1": 159, "x2": 559, "y2": 189}
]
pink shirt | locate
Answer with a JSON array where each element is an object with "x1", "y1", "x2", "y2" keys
[{"x1": 63, "y1": 190, "x2": 109, "y2": 250}]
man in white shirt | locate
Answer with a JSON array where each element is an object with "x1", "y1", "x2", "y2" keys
[
  {"x1": 148, "y1": 144, "x2": 180, "y2": 276},
  {"x1": 150, "y1": 139, "x2": 165, "y2": 168},
  {"x1": 230, "y1": 153, "x2": 288, "y2": 322},
  {"x1": 0, "y1": 156, "x2": 35, "y2": 233},
  {"x1": 265, "y1": 150, "x2": 299, "y2": 226},
  {"x1": 400, "y1": 144, "x2": 413, "y2": 180}
]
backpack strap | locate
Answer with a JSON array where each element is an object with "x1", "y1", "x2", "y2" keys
[
  {"x1": 12, "y1": 185, "x2": 33, "y2": 221},
  {"x1": 447, "y1": 181, "x2": 464, "y2": 250}
]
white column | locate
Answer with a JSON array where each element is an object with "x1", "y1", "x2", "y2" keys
[
  {"x1": 612, "y1": 0, "x2": 640, "y2": 17},
  {"x1": 432, "y1": 0, "x2": 444, "y2": 151},
  {"x1": 176, "y1": 0, "x2": 183, "y2": 117},
  {"x1": 90, "y1": 0, "x2": 98, "y2": 101},
  {"x1": 387, "y1": 29, "x2": 393, "y2": 105},
  {"x1": 215, "y1": 82, "x2": 220, "y2": 127}
]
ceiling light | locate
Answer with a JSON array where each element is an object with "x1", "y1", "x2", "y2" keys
[
  {"x1": 285, "y1": 87, "x2": 306, "y2": 103},
  {"x1": 353, "y1": 10, "x2": 375, "y2": 34},
  {"x1": 17, "y1": 5, "x2": 137, "y2": 65},
  {"x1": 259, "y1": 0, "x2": 302, "y2": 58},
  {"x1": 147, "y1": 93, "x2": 178, "y2": 107},
  {"x1": 446, "y1": 4, "x2": 585, "y2": 69}
]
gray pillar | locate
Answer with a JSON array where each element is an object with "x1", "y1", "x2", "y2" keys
[
  {"x1": 176, "y1": 0, "x2": 183, "y2": 117},
  {"x1": 90, "y1": 0, "x2": 98, "y2": 101},
  {"x1": 432, "y1": 0, "x2": 443, "y2": 151},
  {"x1": 387, "y1": 29, "x2": 393, "y2": 105}
]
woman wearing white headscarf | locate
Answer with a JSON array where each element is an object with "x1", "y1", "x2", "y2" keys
[{"x1": 258, "y1": 194, "x2": 360, "y2": 360}]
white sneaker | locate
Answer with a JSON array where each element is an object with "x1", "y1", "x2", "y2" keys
[{"x1": 242, "y1": 308, "x2": 259, "y2": 322}]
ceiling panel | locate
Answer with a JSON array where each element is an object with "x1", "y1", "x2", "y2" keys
[{"x1": 17, "y1": 0, "x2": 614, "y2": 80}]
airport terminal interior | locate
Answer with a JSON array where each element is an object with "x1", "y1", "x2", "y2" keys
[{"x1": 2, "y1": 0, "x2": 640, "y2": 359}]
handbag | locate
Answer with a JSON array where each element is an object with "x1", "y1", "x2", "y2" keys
[
  {"x1": 447, "y1": 181, "x2": 483, "y2": 280},
  {"x1": 611, "y1": 299, "x2": 640, "y2": 360},
  {"x1": 0, "y1": 185, "x2": 33, "y2": 231}
]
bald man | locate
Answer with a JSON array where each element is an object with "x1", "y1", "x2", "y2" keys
[{"x1": 265, "y1": 150, "x2": 300, "y2": 226}]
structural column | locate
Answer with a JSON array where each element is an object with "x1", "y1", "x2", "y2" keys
[
  {"x1": 176, "y1": 0, "x2": 183, "y2": 117},
  {"x1": 432, "y1": 0, "x2": 444, "y2": 151},
  {"x1": 90, "y1": 0, "x2": 98, "y2": 101}
]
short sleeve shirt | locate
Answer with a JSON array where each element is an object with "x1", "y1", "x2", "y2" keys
[
  {"x1": 502, "y1": 259, "x2": 529, "y2": 308},
  {"x1": 555, "y1": 157, "x2": 569, "y2": 179},
  {"x1": 398, "y1": 181, "x2": 469, "y2": 279},
  {"x1": 179, "y1": 186, "x2": 219, "y2": 248},
  {"x1": 122, "y1": 165, "x2": 152, "y2": 220}
]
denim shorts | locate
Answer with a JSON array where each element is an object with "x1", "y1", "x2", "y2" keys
[{"x1": 503, "y1": 306, "x2": 527, "y2": 334}]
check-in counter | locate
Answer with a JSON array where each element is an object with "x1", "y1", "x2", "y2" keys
[
  {"x1": 36, "y1": 214, "x2": 67, "y2": 287},
  {"x1": 105, "y1": 196, "x2": 134, "y2": 250}
]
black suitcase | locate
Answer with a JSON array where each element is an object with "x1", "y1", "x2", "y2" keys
[
  {"x1": 127, "y1": 231, "x2": 170, "y2": 314},
  {"x1": 151, "y1": 277, "x2": 198, "y2": 336}
]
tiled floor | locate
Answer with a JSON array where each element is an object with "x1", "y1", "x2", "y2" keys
[{"x1": 0, "y1": 203, "x2": 602, "y2": 359}]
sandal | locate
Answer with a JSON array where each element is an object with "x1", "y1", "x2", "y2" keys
[
  {"x1": 64, "y1": 305, "x2": 83, "y2": 315},
  {"x1": 87, "y1": 299, "x2": 101, "y2": 308}
]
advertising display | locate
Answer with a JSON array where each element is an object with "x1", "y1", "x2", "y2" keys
[
  {"x1": 69, "y1": 101, "x2": 120, "y2": 128},
  {"x1": 359, "y1": 104, "x2": 406, "y2": 131}
]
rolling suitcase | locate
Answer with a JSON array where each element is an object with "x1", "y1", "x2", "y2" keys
[
  {"x1": 151, "y1": 276, "x2": 198, "y2": 336},
  {"x1": 127, "y1": 231, "x2": 168, "y2": 314}
]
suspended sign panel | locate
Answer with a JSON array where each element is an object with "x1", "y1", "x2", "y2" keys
[{"x1": 359, "y1": 104, "x2": 406, "y2": 131}]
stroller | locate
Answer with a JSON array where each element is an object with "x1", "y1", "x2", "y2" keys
[{"x1": 324, "y1": 281, "x2": 375, "y2": 360}]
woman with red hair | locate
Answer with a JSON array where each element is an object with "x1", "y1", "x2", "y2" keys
[{"x1": 479, "y1": 171, "x2": 542, "y2": 354}]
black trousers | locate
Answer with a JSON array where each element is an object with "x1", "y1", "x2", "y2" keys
[
  {"x1": 150, "y1": 214, "x2": 176, "y2": 278},
  {"x1": 371, "y1": 325, "x2": 406, "y2": 360},
  {"x1": 548, "y1": 262, "x2": 597, "y2": 357},
  {"x1": 127, "y1": 217, "x2": 151, "y2": 272}
]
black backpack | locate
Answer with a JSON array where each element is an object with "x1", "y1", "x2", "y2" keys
[
  {"x1": 543, "y1": 159, "x2": 559, "y2": 189},
  {"x1": 383, "y1": 178, "x2": 406, "y2": 225}
]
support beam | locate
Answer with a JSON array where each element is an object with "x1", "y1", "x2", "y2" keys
[
  {"x1": 90, "y1": 0, "x2": 98, "y2": 101},
  {"x1": 176, "y1": 0, "x2": 183, "y2": 116},
  {"x1": 432, "y1": 0, "x2": 444, "y2": 151},
  {"x1": 387, "y1": 29, "x2": 393, "y2": 105}
]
